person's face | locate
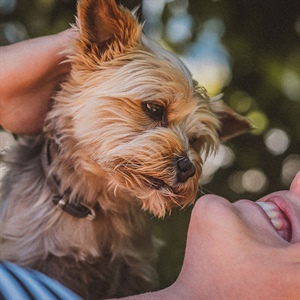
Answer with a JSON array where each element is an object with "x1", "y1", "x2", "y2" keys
[{"x1": 181, "y1": 172, "x2": 300, "y2": 299}]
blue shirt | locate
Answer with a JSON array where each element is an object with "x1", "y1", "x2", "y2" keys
[{"x1": 0, "y1": 261, "x2": 82, "y2": 300}]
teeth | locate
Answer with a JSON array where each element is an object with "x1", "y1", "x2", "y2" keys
[
  {"x1": 257, "y1": 202, "x2": 282, "y2": 230},
  {"x1": 269, "y1": 218, "x2": 282, "y2": 229},
  {"x1": 257, "y1": 201, "x2": 292, "y2": 241}
]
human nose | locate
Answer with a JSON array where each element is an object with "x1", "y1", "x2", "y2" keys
[{"x1": 290, "y1": 171, "x2": 300, "y2": 197}]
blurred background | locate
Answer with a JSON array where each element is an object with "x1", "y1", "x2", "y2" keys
[{"x1": 1, "y1": 0, "x2": 300, "y2": 289}]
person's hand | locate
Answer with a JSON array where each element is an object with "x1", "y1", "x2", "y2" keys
[{"x1": 0, "y1": 29, "x2": 75, "y2": 135}]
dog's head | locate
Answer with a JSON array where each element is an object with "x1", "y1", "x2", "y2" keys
[{"x1": 49, "y1": 0, "x2": 251, "y2": 217}]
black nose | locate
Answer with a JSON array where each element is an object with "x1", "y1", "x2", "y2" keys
[{"x1": 176, "y1": 157, "x2": 196, "y2": 183}]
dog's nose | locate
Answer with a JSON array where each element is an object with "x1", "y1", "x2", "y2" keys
[{"x1": 176, "y1": 157, "x2": 196, "y2": 183}]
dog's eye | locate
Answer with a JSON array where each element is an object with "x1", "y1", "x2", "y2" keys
[
  {"x1": 142, "y1": 102, "x2": 165, "y2": 121},
  {"x1": 189, "y1": 137, "x2": 197, "y2": 144}
]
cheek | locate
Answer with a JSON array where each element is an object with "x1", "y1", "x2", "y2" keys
[
  {"x1": 193, "y1": 196, "x2": 278, "y2": 248},
  {"x1": 233, "y1": 201, "x2": 291, "y2": 246}
]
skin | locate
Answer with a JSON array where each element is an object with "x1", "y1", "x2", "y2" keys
[
  {"x1": 174, "y1": 171, "x2": 300, "y2": 300},
  {"x1": 1, "y1": 32, "x2": 299, "y2": 299},
  {"x1": 122, "y1": 172, "x2": 300, "y2": 300},
  {"x1": 0, "y1": 29, "x2": 75, "y2": 135}
]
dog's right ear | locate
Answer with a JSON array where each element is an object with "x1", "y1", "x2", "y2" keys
[{"x1": 76, "y1": 0, "x2": 142, "y2": 62}]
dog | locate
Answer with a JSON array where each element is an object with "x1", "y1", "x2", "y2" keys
[{"x1": 0, "y1": 0, "x2": 251, "y2": 298}]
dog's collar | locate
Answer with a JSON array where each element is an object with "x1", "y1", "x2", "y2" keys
[{"x1": 42, "y1": 139, "x2": 99, "y2": 220}]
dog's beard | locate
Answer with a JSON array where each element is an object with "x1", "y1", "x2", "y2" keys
[
  {"x1": 110, "y1": 156, "x2": 202, "y2": 218},
  {"x1": 87, "y1": 127, "x2": 210, "y2": 218}
]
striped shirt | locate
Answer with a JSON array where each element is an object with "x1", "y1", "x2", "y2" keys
[{"x1": 0, "y1": 261, "x2": 82, "y2": 300}]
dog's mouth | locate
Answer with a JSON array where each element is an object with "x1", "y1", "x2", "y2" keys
[{"x1": 144, "y1": 176, "x2": 172, "y2": 190}]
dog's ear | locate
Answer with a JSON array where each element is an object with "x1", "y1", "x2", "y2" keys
[
  {"x1": 210, "y1": 101, "x2": 253, "y2": 141},
  {"x1": 76, "y1": 0, "x2": 141, "y2": 60}
]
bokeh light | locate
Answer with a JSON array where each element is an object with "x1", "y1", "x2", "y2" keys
[
  {"x1": 166, "y1": 13, "x2": 193, "y2": 44},
  {"x1": 228, "y1": 171, "x2": 246, "y2": 194},
  {"x1": 247, "y1": 110, "x2": 269, "y2": 135},
  {"x1": 228, "y1": 90, "x2": 253, "y2": 114},
  {"x1": 281, "y1": 69, "x2": 300, "y2": 102},
  {"x1": 264, "y1": 128, "x2": 291, "y2": 155},
  {"x1": 241, "y1": 169, "x2": 269, "y2": 194},
  {"x1": 182, "y1": 18, "x2": 231, "y2": 95},
  {"x1": 281, "y1": 154, "x2": 300, "y2": 186},
  {"x1": 0, "y1": 0, "x2": 16, "y2": 15},
  {"x1": 229, "y1": 169, "x2": 269, "y2": 194},
  {"x1": 202, "y1": 145, "x2": 235, "y2": 184},
  {"x1": 0, "y1": 21, "x2": 28, "y2": 44}
]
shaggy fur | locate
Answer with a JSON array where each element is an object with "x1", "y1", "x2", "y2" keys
[{"x1": 0, "y1": 0, "x2": 251, "y2": 299}]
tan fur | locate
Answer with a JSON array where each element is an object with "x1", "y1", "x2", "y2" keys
[{"x1": 0, "y1": 0, "x2": 251, "y2": 299}]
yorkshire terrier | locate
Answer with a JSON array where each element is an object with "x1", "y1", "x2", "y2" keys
[{"x1": 0, "y1": 0, "x2": 251, "y2": 298}]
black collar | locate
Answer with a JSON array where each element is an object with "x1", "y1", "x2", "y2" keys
[{"x1": 42, "y1": 140, "x2": 99, "y2": 220}]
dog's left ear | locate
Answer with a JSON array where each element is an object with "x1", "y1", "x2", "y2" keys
[
  {"x1": 76, "y1": 0, "x2": 141, "y2": 61},
  {"x1": 210, "y1": 101, "x2": 253, "y2": 141}
]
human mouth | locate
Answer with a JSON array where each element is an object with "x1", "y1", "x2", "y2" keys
[{"x1": 256, "y1": 201, "x2": 292, "y2": 241}]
